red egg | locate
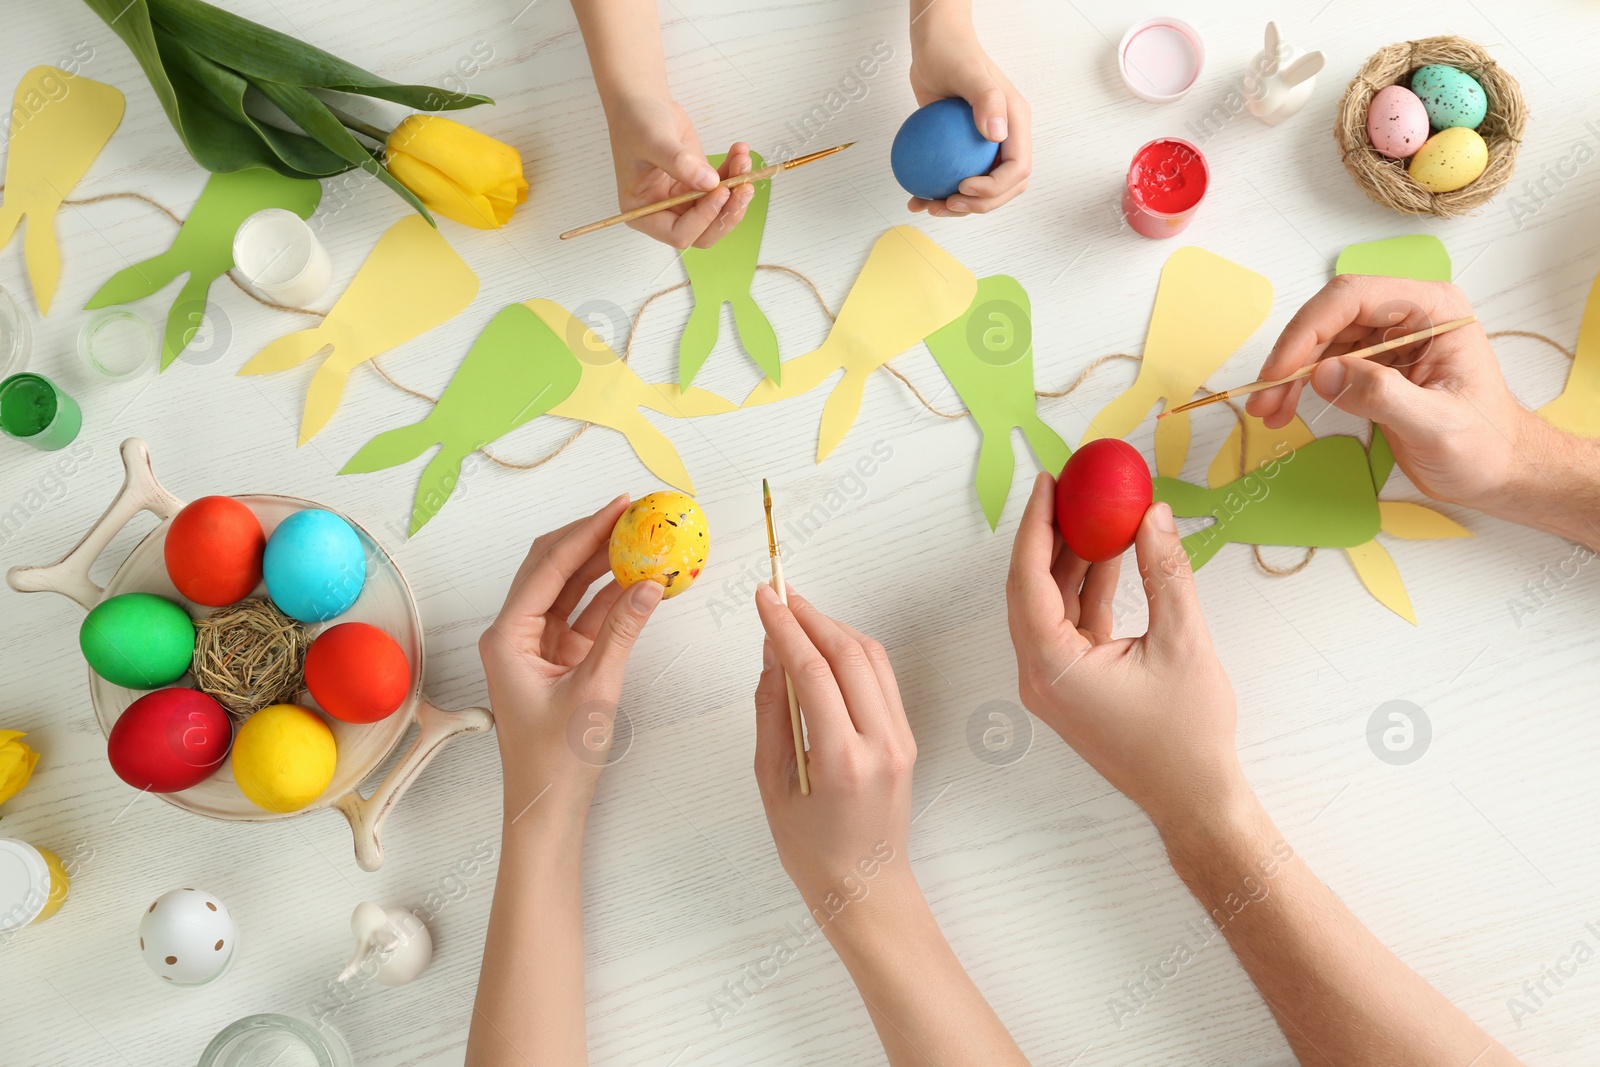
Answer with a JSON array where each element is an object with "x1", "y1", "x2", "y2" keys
[
  {"x1": 1055, "y1": 439, "x2": 1153, "y2": 563},
  {"x1": 107, "y1": 689, "x2": 233, "y2": 793},
  {"x1": 303, "y1": 623, "x2": 410, "y2": 724},
  {"x1": 165, "y1": 496, "x2": 267, "y2": 607}
]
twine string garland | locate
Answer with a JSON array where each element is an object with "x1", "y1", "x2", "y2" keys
[{"x1": 43, "y1": 191, "x2": 1578, "y2": 577}]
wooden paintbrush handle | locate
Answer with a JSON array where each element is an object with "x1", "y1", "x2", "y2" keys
[
  {"x1": 560, "y1": 163, "x2": 784, "y2": 240},
  {"x1": 1166, "y1": 315, "x2": 1479, "y2": 416}
]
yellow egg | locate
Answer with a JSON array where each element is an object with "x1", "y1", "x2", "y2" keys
[
  {"x1": 1408, "y1": 127, "x2": 1488, "y2": 193},
  {"x1": 608, "y1": 491, "x2": 710, "y2": 599},
  {"x1": 230, "y1": 704, "x2": 338, "y2": 813}
]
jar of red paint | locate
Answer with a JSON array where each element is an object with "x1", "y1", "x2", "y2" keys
[{"x1": 1121, "y1": 138, "x2": 1209, "y2": 239}]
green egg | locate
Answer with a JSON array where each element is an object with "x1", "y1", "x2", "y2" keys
[
  {"x1": 79, "y1": 593, "x2": 196, "y2": 689},
  {"x1": 1410, "y1": 65, "x2": 1488, "y2": 131}
]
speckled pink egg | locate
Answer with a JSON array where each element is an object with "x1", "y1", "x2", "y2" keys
[{"x1": 1367, "y1": 85, "x2": 1430, "y2": 160}]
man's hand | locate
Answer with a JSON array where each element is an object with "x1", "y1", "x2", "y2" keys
[{"x1": 1006, "y1": 473, "x2": 1246, "y2": 831}]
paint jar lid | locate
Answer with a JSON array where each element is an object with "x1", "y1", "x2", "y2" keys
[
  {"x1": 0, "y1": 285, "x2": 31, "y2": 379},
  {"x1": 79, "y1": 307, "x2": 157, "y2": 381},
  {"x1": 1118, "y1": 17, "x2": 1205, "y2": 103},
  {"x1": 0, "y1": 839, "x2": 50, "y2": 933}
]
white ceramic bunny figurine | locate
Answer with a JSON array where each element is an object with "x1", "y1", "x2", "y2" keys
[
  {"x1": 337, "y1": 901, "x2": 434, "y2": 988},
  {"x1": 1245, "y1": 22, "x2": 1325, "y2": 125}
]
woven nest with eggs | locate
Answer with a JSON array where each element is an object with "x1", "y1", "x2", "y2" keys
[{"x1": 1335, "y1": 35, "x2": 1527, "y2": 218}]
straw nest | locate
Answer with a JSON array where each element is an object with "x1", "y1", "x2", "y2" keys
[
  {"x1": 1335, "y1": 35, "x2": 1526, "y2": 218},
  {"x1": 192, "y1": 598, "x2": 311, "y2": 719}
]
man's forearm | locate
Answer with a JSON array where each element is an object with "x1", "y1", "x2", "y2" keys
[
  {"x1": 1158, "y1": 793, "x2": 1522, "y2": 1066},
  {"x1": 1486, "y1": 409, "x2": 1600, "y2": 550}
]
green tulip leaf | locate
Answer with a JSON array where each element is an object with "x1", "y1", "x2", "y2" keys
[
  {"x1": 155, "y1": 29, "x2": 348, "y2": 177},
  {"x1": 148, "y1": 0, "x2": 492, "y2": 111},
  {"x1": 253, "y1": 79, "x2": 434, "y2": 225},
  {"x1": 83, "y1": 0, "x2": 487, "y2": 218}
]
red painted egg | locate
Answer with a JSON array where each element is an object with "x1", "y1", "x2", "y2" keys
[
  {"x1": 165, "y1": 497, "x2": 267, "y2": 607},
  {"x1": 107, "y1": 688, "x2": 233, "y2": 793},
  {"x1": 1055, "y1": 439, "x2": 1153, "y2": 563},
  {"x1": 303, "y1": 623, "x2": 410, "y2": 724}
]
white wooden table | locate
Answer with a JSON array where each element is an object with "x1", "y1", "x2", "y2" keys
[{"x1": 5, "y1": 1, "x2": 1600, "y2": 1063}]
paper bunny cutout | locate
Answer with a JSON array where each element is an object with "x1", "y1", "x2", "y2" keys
[{"x1": 1245, "y1": 22, "x2": 1325, "y2": 126}]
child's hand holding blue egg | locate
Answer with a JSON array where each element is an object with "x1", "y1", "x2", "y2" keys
[{"x1": 903, "y1": 18, "x2": 1031, "y2": 217}]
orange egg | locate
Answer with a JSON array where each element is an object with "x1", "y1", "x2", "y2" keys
[
  {"x1": 303, "y1": 623, "x2": 410, "y2": 724},
  {"x1": 165, "y1": 497, "x2": 266, "y2": 607}
]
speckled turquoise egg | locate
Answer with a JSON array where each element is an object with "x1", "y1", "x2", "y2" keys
[
  {"x1": 608, "y1": 492, "x2": 709, "y2": 598},
  {"x1": 1409, "y1": 126, "x2": 1489, "y2": 193},
  {"x1": 1410, "y1": 65, "x2": 1488, "y2": 131},
  {"x1": 80, "y1": 593, "x2": 196, "y2": 689}
]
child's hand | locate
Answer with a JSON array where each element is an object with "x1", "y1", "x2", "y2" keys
[
  {"x1": 907, "y1": 24, "x2": 1031, "y2": 217},
  {"x1": 479, "y1": 496, "x2": 663, "y2": 825},
  {"x1": 1005, "y1": 475, "x2": 1246, "y2": 834},
  {"x1": 752, "y1": 585, "x2": 918, "y2": 918},
  {"x1": 606, "y1": 95, "x2": 754, "y2": 249}
]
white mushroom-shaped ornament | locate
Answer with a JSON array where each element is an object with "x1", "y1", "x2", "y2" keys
[
  {"x1": 138, "y1": 888, "x2": 238, "y2": 987},
  {"x1": 338, "y1": 901, "x2": 433, "y2": 988},
  {"x1": 1244, "y1": 21, "x2": 1325, "y2": 125}
]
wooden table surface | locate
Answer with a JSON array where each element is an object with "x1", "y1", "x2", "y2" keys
[{"x1": 5, "y1": 1, "x2": 1599, "y2": 1064}]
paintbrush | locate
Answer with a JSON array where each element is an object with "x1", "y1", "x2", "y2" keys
[
  {"x1": 1160, "y1": 315, "x2": 1479, "y2": 417},
  {"x1": 559, "y1": 143, "x2": 856, "y2": 241},
  {"x1": 763, "y1": 478, "x2": 810, "y2": 796}
]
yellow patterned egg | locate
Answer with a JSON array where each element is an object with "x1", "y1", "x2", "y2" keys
[
  {"x1": 608, "y1": 492, "x2": 709, "y2": 598},
  {"x1": 1408, "y1": 127, "x2": 1488, "y2": 193}
]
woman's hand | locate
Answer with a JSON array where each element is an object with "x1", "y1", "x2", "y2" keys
[
  {"x1": 1006, "y1": 474, "x2": 1245, "y2": 832},
  {"x1": 606, "y1": 95, "x2": 754, "y2": 249},
  {"x1": 907, "y1": 7, "x2": 1031, "y2": 217},
  {"x1": 478, "y1": 496, "x2": 663, "y2": 825},
  {"x1": 751, "y1": 583, "x2": 1032, "y2": 1066},
  {"x1": 752, "y1": 584, "x2": 916, "y2": 912}
]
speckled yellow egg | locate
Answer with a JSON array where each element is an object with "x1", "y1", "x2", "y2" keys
[
  {"x1": 608, "y1": 492, "x2": 709, "y2": 599},
  {"x1": 1409, "y1": 127, "x2": 1488, "y2": 193}
]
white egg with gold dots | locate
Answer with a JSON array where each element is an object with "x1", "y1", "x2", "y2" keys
[{"x1": 138, "y1": 888, "x2": 238, "y2": 987}]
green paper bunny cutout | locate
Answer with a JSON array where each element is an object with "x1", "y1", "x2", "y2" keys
[
  {"x1": 86, "y1": 168, "x2": 322, "y2": 368},
  {"x1": 344, "y1": 300, "x2": 735, "y2": 535},
  {"x1": 923, "y1": 275, "x2": 1070, "y2": 529},
  {"x1": 1153, "y1": 435, "x2": 1382, "y2": 570},
  {"x1": 677, "y1": 151, "x2": 781, "y2": 389}
]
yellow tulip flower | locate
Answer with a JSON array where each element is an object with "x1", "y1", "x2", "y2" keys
[
  {"x1": 0, "y1": 731, "x2": 39, "y2": 806},
  {"x1": 386, "y1": 116, "x2": 528, "y2": 230}
]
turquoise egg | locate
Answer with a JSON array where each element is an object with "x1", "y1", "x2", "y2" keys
[
  {"x1": 1410, "y1": 65, "x2": 1487, "y2": 131},
  {"x1": 263, "y1": 509, "x2": 368, "y2": 623},
  {"x1": 80, "y1": 592, "x2": 195, "y2": 689}
]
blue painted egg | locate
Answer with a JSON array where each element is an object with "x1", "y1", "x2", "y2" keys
[
  {"x1": 890, "y1": 98, "x2": 1000, "y2": 201},
  {"x1": 263, "y1": 509, "x2": 368, "y2": 623},
  {"x1": 1410, "y1": 65, "x2": 1487, "y2": 131}
]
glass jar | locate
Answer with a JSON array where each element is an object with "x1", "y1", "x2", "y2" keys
[{"x1": 197, "y1": 1014, "x2": 353, "y2": 1067}]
